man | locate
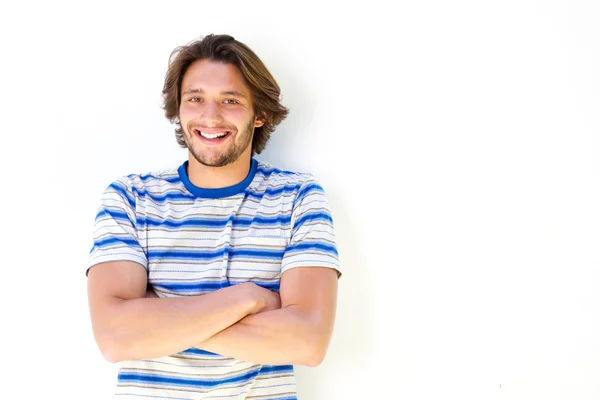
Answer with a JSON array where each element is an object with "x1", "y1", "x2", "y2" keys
[{"x1": 86, "y1": 34, "x2": 341, "y2": 399}]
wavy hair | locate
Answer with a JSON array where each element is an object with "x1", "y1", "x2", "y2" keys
[{"x1": 162, "y1": 34, "x2": 289, "y2": 154}]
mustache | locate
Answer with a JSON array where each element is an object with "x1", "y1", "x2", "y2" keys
[{"x1": 187, "y1": 122, "x2": 237, "y2": 132}]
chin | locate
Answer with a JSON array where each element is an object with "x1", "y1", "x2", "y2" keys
[{"x1": 197, "y1": 153, "x2": 237, "y2": 168}]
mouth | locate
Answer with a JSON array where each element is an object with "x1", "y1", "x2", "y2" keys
[{"x1": 193, "y1": 128, "x2": 232, "y2": 144}]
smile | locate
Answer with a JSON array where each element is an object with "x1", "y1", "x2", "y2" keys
[
  {"x1": 200, "y1": 131, "x2": 227, "y2": 139},
  {"x1": 193, "y1": 128, "x2": 232, "y2": 143}
]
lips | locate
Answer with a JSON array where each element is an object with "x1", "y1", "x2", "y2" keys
[
  {"x1": 192, "y1": 127, "x2": 230, "y2": 137},
  {"x1": 195, "y1": 129, "x2": 228, "y2": 139},
  {"x1": 191, "y1": 127, "x2": 233, "y2": 144}
]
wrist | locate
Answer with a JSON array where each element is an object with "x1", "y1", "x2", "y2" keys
[{"x1": 237, "y1": 282, "x2": 262, "y2": 314}]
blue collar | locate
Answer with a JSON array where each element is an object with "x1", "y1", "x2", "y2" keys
[{"x1": 177, "y1": 158, "x2": 258, "y2": 199}]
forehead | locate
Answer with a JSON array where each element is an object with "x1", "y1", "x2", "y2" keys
[{"x1": 181, "y1": 59, "x2": 251, "y2": 95}]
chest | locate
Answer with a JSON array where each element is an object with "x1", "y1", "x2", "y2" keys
[{"x1": 141, "y1": 196, "x2": 293, "y2": 296}]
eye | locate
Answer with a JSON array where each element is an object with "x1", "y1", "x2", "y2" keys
[
  {"x1": 223, "y1": 99, "x2": 238, "y2": 105},
  {"x1": 189, "y1": 97, "x2": 203, "y2": 102}
]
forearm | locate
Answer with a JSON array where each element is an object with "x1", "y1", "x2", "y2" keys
[
  {"x1": 97, "y1": 284, "x2": 257, "y2": 362},
  {"x1": 197, "y1": 306, "x2": 330, "y2": 366}
]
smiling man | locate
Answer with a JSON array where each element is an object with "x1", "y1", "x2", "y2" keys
[{"x1": 86, "y1": 34, "x2": 341, "y2": 399}]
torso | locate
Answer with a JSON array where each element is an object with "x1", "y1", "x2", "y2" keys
[{"x1": 114, "y1": 160, "x2": 307, "y2": 399}]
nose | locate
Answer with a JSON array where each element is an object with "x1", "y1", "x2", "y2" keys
[{"x1": 200, "y1": 100, "x2": 223, "y2": 126}]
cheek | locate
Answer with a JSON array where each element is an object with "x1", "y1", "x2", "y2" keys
[
  {"x1": 227, "y1": 109, "x2": 254, "y2": 126},
  {"x1": 179, "y1": 105, "x2": 192, "y2": 119},
  {"x1": 178, "y1": 107, "x2": 194, "y2": 127}
]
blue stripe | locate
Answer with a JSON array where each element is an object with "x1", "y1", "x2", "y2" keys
[
  {"x1": 148, "y1": 249, "x2": 225, "y2": 261},
  {"x1": 154, "y1": 281, "x2": 228, "y2": 292},
  {"x1": 95, "y1": 208, "x2": 135, "y2": 226},
  {"x1": 231, "y1": 248, "x2": 285, "y2": 258},
  {"x1": 260, "y1": 365, "x2": 294, "y2": 374},
  {"x1": 295, "y1": 211, "x2": 333, "y2": 227},
  {"x1": 118, "y1": 368, "x2": 261, "y2": 389},
  {"x1": 144, "y1": 216, "x2": 231, "y2": 229},
  {"x1": 156, "y1": 280, "x2": 280, "y2": 292},
  {"x1": 232, "y1": 215, "x2": 291, "y2": 228},
  {"x1": 229, "y1": 280, "x2": 280, "y2": 291},
  {"x1": 94, "y1": 236, "x2": 140, "y2": 249},
  {"x1": 285, "y1": 241, "x2": 338, "y2": 256},
  {"x1": 258, "y1": 365, "x2": 294, "y2": 374},
  {"x1": 147, "y1": 248, "x2": 285, "y2": 262}
]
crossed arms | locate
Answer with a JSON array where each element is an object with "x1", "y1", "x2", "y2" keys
[{"x1": 87, "y1": 261, "x2": 338, "y2": 366}]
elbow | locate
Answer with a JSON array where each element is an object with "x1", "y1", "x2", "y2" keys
[
  {"x1": 96, "y1": 333, "x2": 131, "y2": 364},
  {"x1": 286, "y1": 307, "x2": 335, "y2": 367},
  {"x1": 302, "y1": 350, "x2": 326, "y2": 367},
  {"x1": 297, "y1": 333, "x2": 329, "y2": 367},
  {"x1": 101, "y1": 347, "x2": 122, "y2": 364}
]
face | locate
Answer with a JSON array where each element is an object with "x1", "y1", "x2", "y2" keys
[{"x1": 179, "y1": 59, "x2": 264, "y2": 167}]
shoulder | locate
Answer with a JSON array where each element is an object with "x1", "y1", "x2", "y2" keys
[
  {"x1": 104, "y1": 165, "x2": 182, "y2": 200},
  {"x1": 254, "y1": 160, "x2": 319, "y2": 189},
  {"x1": 252, "y1": 161, "x2": 329, "y2": 212}
]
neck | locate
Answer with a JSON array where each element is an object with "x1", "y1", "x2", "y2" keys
[{"x1": 186, "y1": 152, "x2": 253, "y2": 189}]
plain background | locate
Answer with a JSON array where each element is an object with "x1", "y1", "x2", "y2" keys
[{"x1": 1, "y1": 1, "x2": 599, "y2": 399}]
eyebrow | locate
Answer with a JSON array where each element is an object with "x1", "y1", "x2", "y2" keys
[{"x1": 182, "y1": 88, "x2": 248, "y2": 99}]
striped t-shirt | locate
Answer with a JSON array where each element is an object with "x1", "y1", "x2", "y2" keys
[{"x1": 88, "y1": 158, "x2": 340, "y2": 399}]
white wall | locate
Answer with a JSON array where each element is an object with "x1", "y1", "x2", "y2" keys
[{"x1": 1, "y1": 1, "x2": 599, "y2": 399}]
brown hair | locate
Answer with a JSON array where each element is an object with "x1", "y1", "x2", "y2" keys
[{"x1": 162, "y1": 34, "x2": 289, "y2": 154}]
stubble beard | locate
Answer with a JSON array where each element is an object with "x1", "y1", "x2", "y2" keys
[{"x1": 184, "y1": 118, "x2": 255, "y2": 168}]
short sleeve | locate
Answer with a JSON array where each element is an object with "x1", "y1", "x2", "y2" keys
[
  {"x1": 86, "y1": 178, "x2": 148, "y2": 276},
  {"x1": 281, "y1": 177, "x2": 341, "y2": 277}
]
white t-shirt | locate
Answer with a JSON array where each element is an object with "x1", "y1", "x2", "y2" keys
[{"x1": 88, "y1": 158, "x2": 340, "y2": 399}]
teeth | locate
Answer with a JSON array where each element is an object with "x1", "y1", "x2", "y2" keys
[{"x1": 199, "y1": 131, "x2": 227, "y2": 139}]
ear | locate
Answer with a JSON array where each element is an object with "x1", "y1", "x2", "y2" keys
[{"x1": 254, "y1": 113, "x2": 265, "y2": 128}]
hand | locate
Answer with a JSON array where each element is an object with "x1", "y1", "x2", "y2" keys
[
  {"x1": 242, "y1": 282, "x2": 281, "y2": 314},
  {"x1": 256, "y1": 288, "x2": 281, "y2": 313}
]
